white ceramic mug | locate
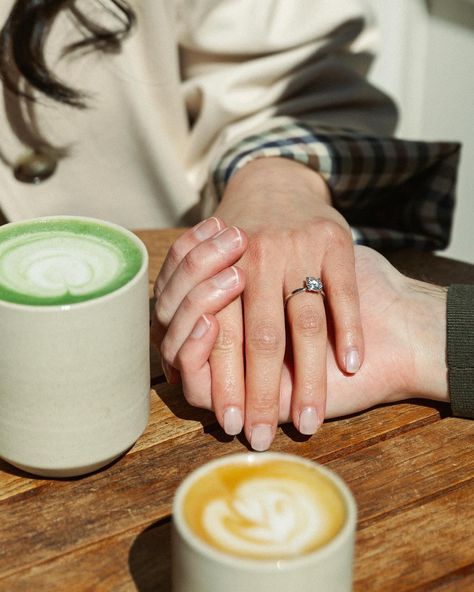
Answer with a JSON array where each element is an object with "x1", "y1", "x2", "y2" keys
[
  {"x1": 0, "y1": 216, "x2": 150, "y2": 477},
  {"x1": 172, "y1": 452, "x2": 357, "y2": 592}
]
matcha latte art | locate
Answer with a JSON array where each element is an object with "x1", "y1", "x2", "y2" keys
[{"x1": 0, "y1": 218, "x2": 143, "y2": 305}]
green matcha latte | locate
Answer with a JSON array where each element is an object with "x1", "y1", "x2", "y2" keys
[{"x1": 0, "y1": 218, "x2": 143, "y2": 306}]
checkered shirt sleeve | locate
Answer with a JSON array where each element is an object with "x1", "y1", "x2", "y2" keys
[{"x1": 212, "y1": 123, "x2": 461, "y2": 250}]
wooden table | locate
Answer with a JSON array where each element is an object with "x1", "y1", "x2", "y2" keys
[{"x1": 1, "y1": 229, "x2": 473, "y2": 591}]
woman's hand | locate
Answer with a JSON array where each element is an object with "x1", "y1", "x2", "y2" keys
[
  {"x1": 207, "y1": 157, "x2": 364, "y2": 449},
  {"x1": 154, "y1": 157, "x2": 364, "y2": 450}
]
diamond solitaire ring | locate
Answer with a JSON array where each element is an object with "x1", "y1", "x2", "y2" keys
[{"x1": 284, "y1": 276, "x2": 325, "y2": 305}]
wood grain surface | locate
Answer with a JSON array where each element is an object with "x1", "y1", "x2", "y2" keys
[{"x1": 0, "y1": 229, "x2": 472, "y2": 592}]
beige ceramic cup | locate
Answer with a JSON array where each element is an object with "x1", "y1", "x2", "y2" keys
[
  {"x1": 172, "y1": 452, "x2": 357, "y2": 592},
  {"x1": 0, "y1": 216, "x2": 150, "y2": 477}
]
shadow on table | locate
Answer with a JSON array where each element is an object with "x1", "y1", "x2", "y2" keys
[
  {"x1": 129, "y1": 517, "x2": 172, "y2": 592},
  {"x1": 0, "y1": 446, "x2": 131, "y2": 480},
  {"x1": 151, "y1": 382, "x2": 217, "y2": 427},
  {"x1": 0, "y1": 458, "x2": 41, "y2": 479},
  {"x1": 150, "y1": 386, "x2": 452, "y2": 455}
]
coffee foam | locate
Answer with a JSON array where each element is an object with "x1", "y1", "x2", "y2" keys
[{"x1": 183, "y1": 459, "x2": 346, "y2": 560}]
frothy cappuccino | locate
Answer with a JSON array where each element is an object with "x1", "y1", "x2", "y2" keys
[{"x1": 181, "y1": 456, "x2": 346, "y2": 560}]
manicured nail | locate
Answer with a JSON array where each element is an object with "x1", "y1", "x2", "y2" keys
[
  {"x1": 213, "y1": 266, "x2": 239, "y2": 290},
  {"x1": 299, "y1": 407, "x2": 319, "y2": 435},
  {"x1": 345, "y1": 348, "x2": 360, "y2": 374},
  {"x1": 193, "y1": 217, "x2": 222, "y2": 240},
  {"x1": 212, "y1": 226, "x2": 242, "y2": 253},
  {"x1": 223, "y1": 406, "x2": 243, "y2": 435},
  {"x1": 191, "y1": 314, "x2": 211, "y2": 339},
  {"x1": 250, "y1": 424, "x2": 273, "y2": 451}
]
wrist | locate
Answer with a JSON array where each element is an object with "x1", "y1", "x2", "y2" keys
[
  {"x1": 405, "y1": 279, "x2": 449, "y2": 402},
  {"x1": 220, "y1": 157, "x2": 331, "y2": 207}
]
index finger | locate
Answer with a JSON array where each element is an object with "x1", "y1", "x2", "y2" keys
[{"x1": 154, "y1": 217, "x2": 224, "y2": 298}]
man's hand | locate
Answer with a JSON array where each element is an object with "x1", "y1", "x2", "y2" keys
[{"x1": 278, "y1": 246, "x2": 449, "y2": 420}]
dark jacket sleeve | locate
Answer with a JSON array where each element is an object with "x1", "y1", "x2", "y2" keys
[{"x1": 447, "y1": 285, "x2": 474, "y2": 418}]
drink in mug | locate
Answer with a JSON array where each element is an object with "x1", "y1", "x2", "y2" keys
[
  {"x1": 0, "y1": 216, "x2": 150, "y2": 477},
  {"x1": 172, "y1": 452, "x2": 357, "y2": 592}
]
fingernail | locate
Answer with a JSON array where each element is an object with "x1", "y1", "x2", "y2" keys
[
  {"x1": 191, "y1": 314, "x2": 211, "y2": 339},
  {"x1": 212, "y1": 226, "x2": 242, "y2": 253},
  {"x1": 299, "y1": 407, "x2": 319, "y2": 435},
  {"x1": 345, "y1": 348, "x2": 360, "y2": 374},
  {"x1": 223, "y1": 406, "x2": 243, "y2": 435},
  {"x1": 193, "y1": 217, "x2": 222, "y2": 240},
  {"x1": 213, "y1": 266, "x2": 239, "y2": 290},
  {"x1": 250, "y1": 424, "x2": 273, "y2": 451}
]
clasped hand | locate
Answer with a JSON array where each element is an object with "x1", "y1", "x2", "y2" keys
[{"x1": 152, "y1": 158, "x2": 366, "y2": 451}]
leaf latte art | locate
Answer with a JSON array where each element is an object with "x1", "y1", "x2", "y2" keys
[
  {"x1": 2, "y1": 235, "x2": 122, "y2": 295},
  {"x1": 0, "y1": 219, "x2": 143, "y2": 305},
  {"x1": 204, "y1": 478, "x2": 324, "y2": 557},
  {"x1": 183, "y1": 459, "x2": 346, "y2": 560}
]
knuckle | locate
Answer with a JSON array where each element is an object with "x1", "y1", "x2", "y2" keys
[
  {"x1": 154, "y1": 304, "x2": 168, "y2": 328},
  {"x1": 181, "y1": 248, "x2": 202, "y2": 277},
  {"x1": 167, "y1": 243, "x2": 184, "y2": 269},
  {"x1": 184, "y1": 391, "x2": 206, "y2": 408},
  {"x1": 212, "y1": 377, "x2": 240, "y2": 403},
  {"x1": 160, "y1": 341, "x2": 174, "y2": 366},
  {"x1": 292, "y1": 304, "x2": 325, "y2": 336},
  {"x1": 153, "y1": 278, "x2": 163, "y2": 300},
  {"x1": 246, "y1": 234, "x2": 274, "y2": 267},
  {"x1": 311, "y1": 219, "x2": 348, "y2": 247},
  {"x1": 182, "y1": 379, "x2": 213, "y2": 410},
  {"x1": 330, "y1": 282, "x2": 358, "y2": 304},
  {"x1": 247, "y1": 322, "x2": 283, "y2": 354},
  {"x1": 181, "y1": 293, "x2": 198, "y2": 314},
  {"x1": 328, "y1": 224, "x2": 350, "y2": 248},
  {"x1": 213, "y1": 326, "x2": 242, "y2": 354}
]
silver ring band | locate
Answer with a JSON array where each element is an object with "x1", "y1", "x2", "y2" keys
[{"x1": 285, "y1": 276, "x2": 325, "y2": 305}]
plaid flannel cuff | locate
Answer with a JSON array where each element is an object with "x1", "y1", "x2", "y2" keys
[{"x1": 212, "y1": 123, "x2": 461, "y2": 251}]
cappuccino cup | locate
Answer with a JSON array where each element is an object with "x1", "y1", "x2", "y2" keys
[
  {"x1": 0, "y1": 216, "x2": 150, "y2": 477},
  {"x1": 172, "y1": 452, "x2": 357, "y2": 592}
]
